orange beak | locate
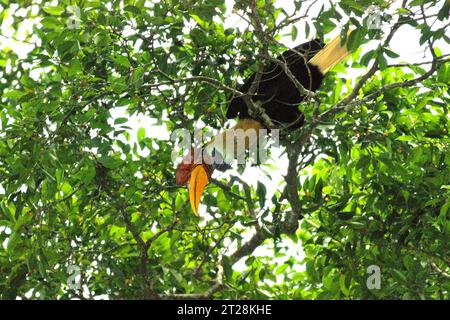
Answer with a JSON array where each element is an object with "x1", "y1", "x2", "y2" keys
[
  {"x1": 188, "y1": 165, "x2": 209, "y2": 215},
  {"x1": 175, "y1": 148, "x2": 212, "y2": 215}
]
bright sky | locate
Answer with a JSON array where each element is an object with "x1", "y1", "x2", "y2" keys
[{"x1": 1, "y1": 0, "x2": 448, "y2": 298}]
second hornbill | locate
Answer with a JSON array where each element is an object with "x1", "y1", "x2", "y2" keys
[{"x1": 176, "y1": 31, "x2": 353, "y2": 215}]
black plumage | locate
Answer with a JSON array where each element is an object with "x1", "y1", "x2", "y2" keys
[{"x1": 226, "y1": 39, "x2": 325, "y2": 129}]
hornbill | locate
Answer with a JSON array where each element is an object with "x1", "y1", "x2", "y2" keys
[{"x1": 176, "y1": 31, "x2": 353, "y2": 215}]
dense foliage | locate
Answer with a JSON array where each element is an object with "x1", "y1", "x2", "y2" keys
[{"x1": 0, "y1": 0, "x2": 448, "y2": 299}]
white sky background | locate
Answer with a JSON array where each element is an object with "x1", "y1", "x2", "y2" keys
[{"x1": 0, "y1": 0, "x2": 449, "y2": 298}]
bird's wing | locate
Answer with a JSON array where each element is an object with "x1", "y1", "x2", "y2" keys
[{"x1": 226, "y1": 39, "x2": 324, "y2": 120}]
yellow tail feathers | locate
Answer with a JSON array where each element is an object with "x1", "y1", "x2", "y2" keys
[{"x1": 309, "y1": 29, "x2": 353, "y2": 74}]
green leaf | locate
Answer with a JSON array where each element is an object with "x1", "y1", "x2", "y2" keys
[
  {"x1": 314, "y1": 178, "x2": 323, "y2": 202},
  {"x1": 291, "y1": 25, "x2": 298, "y2": 41},
  {"x1": 137, "y1": 127, "x2": 146, "y2": 143},
  {"x1": 124, "y1": 5, "x2": 141, "y2": 15},
  {"x1": 392, "y1": 269, "x2": 407, "y2": 283},
  {"x1": 68, "y1": 59, "x2": 82, "y2": 76},
  {"x1": 129, "y1": 66, "x2": 144, "y2": 88},
  {"x1": 113, "y1": 55, "x2": 131, "y2": 68},
  {"x1": 99, "y1": 156, "x2": 124, "y2": 169},
  {"x1": 256, "y1": 181, "x2": 267, "y2": 208},
  {"x1": 43, "y1": 6, "x2": 65, "y2": 15},
  {"x1": 61, "y1": 181, "x2": 73, "y2": 194},
  {"x1": 347, "y1": 28, "x2": 362, "y2": 52},
  {"x1": 40, "y1": 16, "x2": 63, "y2": 28},
  {"x1": 276, "y1": 264, "x2": 288, "y2": 275},
  {"x1": 222, "y1": 256, "x2": 233, "y2": 280},
  {"x1": 377, "y1": 51, "x2": 388, "y2": 70},
  {"x1": 114, "y1": 117, "x2": 128, "y2": 125},
  {"x1": 337, "y1": 211, "x2": 355, "y2": 220},
  {"x1": 437, "y1": 1, "x2": 450, "y2": 20},
  {"x1": 245, "y1": 256, "x2": 255, "y2": 266},
  {"x1": 396, "y1": 135, "x2": 414, "y2": 141},
  {"x1": 0, "y1": 0, "x2": 448, "y2": 300},
  {"x1": 384, "y1": 48, "x2": 400, "y2": 58},
  {"x1": 438, "y1": 200, "x2": 450, "y2": 228},
  {"x1": 360, "y1": 49, "x2": 376, "y2": 66},
  {"x1": 4, "y1": 90, "x2": 27, "y2": 99}
]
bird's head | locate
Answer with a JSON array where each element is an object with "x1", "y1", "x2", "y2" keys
[{"x1": 175, "y1": 148, "x2": 213, "y2": 215}]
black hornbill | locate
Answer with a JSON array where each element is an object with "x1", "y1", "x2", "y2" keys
[{"x1": 176, "y1": 31, "x2": 353, "y2": 214}]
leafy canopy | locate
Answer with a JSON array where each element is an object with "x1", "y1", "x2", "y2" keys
[{"x1": 0, "y1": 0, "x2": 449, "y2": 299}]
